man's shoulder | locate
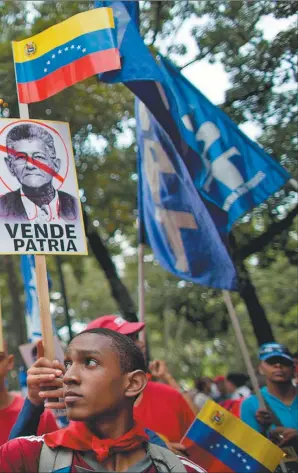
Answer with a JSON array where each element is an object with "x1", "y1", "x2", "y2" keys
[
  {"x1": 0, "y1": 436, "x2": 44, "y2": 471},
  {"x1": 146, "y1": 381, "x2": 182, "y2": 397},
  {"x1": 0, "y1": 189, "x2": 21, "y2": 205},
  {"x1": 58, "y1": 190, "x2": 77, "y2": 204}
]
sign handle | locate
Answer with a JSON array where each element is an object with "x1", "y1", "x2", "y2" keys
[
  {"x1": 35, "y1": 255, "x2": 55, "y2": 360},
  {"x1": 0, "y1": 296, "x2": 4, "y2": 353},
  {"x1": 11, "y1": 46, "x2": 55, "y2": 360},
  {"x1": 222, "y1": 290, "x2": 266, "y2": 409}
]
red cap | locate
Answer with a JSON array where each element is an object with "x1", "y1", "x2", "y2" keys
[
  {"x1": 86, "y1": 315, "x2": 145, "y2": 336},
  {"x1": 213, "y1": 376, "x2": 225, "y2": 383}
]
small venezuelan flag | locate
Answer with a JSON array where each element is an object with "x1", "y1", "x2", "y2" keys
[
  {"x1": 12, "y1": 7, "x2": 120, "y2": 103},
  {"x1": 182, "y1": 400, "x2": 284, "y2": 473}
]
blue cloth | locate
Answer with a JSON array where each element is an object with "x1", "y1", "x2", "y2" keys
[
  {"x1": 157, "y1": 57, "x2": 291, "y2": 230},
  {"x1": 240, "y1": 386, "x2": 298, "y2": 433},
  {"x1": 9, "y1": 398, "x2": 167, "y2": 448},
  {"x1": 94, "y1": 2, "x2": 290, "y2": 233},
  {"x1": 136, "y1": 98, "x2": 237, "y2": 290},
  {"x1": 20, "y1": 255, "x2": 42, "y2": 341}
]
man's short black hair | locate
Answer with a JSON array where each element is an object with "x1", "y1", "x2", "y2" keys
[
  {"x1": 226, "y1": 372, "x2": 249, "y2": 388},
  {"x1": 73, "y1": 328, "x2": 146, "y2": 374}
]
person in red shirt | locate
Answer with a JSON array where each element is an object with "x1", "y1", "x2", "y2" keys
[
  {"x1": 0, "y1": 328, "x2": 206, "y2": 473},
  {"x1": 0, "y1": 349, "x2": 58, "y2": 447},
  {"x1": 87, "y1": 316, "x2": 195, "y2": 447}
]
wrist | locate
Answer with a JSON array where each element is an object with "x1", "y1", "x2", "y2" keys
[{"x1": 27, "y1": 394, "x2": 44, "y2": 407}]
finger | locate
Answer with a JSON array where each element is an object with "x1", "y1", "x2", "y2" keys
[
  {"x1": 36, "y1": 340, "x2": 44, "y2": 359},
  {"x1": 27, "y1": 374, "x2": 57, "y2": 385},
  {"x1": 28, "y1": 366, "x2": 63, "y2": 376},
  {"x1": 30, "y1": 357, "x2": 56, "y2": 369},
  {"x1": 39, "y1": 379, "x2": 63, "y2": 389},
  {"x1": 39, "y1": 388, "x2": 64, "y2": 399},
  {"x1": 52, "y1": 360, "x2": 65, "y2": 372},
  {"x1": 44, "y1": 400, "x2": 66, "y2": 409}
]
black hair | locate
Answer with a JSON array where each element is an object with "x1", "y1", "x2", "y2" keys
[
  {"x1": 72, "y1": 328, "x2": 146, "y2": 374},
  {"x1": 226, "y1": 372, "x2": 249, "y2": 388},
  {"x1": 6, "y1": 123, "x2": 56, "y2": 159}
]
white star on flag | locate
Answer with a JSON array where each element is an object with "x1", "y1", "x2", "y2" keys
[
  {"x1": 52, "y1": 54, "x2": 55, "y2": 59},
  {"x1": 65, "y1": 47, "x2": 69, "y2": 51},
  {"x1": 58, "y1": 49, "x2": 62, "y2": 54},
  {"x1": 44, "y1": 68, "x2": 47, "y2": 72},
  {"x1": 77, "y1": 45, "x2": 81, "y2": 50},
  {"x1": 82, "y1": 48, "x2": 86, "y2": 53},
  {"x1": 71, "y1": 45, "x2": 75, "y2": 49},
  {"x1": 47, "y1": 60, "x2": 50, "y2": 65}
]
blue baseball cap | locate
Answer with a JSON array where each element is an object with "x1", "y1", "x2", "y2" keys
[{"x1": 259, "y1": 343, "x2": 294, "y2": 363}]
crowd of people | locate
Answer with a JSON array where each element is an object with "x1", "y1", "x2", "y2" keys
[{"x1": 0, "y1": 315, "x2": 297, "y2": 472}]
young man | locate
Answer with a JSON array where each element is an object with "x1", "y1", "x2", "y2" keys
[
  {"x1": 0, "y1": 329, "x2": 206, "y2": 473},
  {"x1": 87, "y1": 315, "x2": 195, "y2": 447},
  {"x1": 241, "y1": 343, "x2": 298, "y2": 447},
  {"x1": 0, "y1": 349, "x2": 58, "y2": 447}
]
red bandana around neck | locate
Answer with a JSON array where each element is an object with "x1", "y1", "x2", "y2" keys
[{"x1": 44, "y1": 421, "x2": 149, "y2": 463}]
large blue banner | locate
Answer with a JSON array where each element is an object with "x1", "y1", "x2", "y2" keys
[
  {"x1": 95, "y1": 1, "x2": 290, "y2": 231},
  {"x1": 136, "y1": 98, "x2": 237, "y2": 290},
  {"x1": 158, "y1": 57, "x2": 291, "y2": 229}
]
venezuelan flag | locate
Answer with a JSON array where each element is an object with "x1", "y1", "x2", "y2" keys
[
  {"x1": 12, "y1": 8, "x2": 120, "y2": 103},
  {"x1": 182, "y1": 400, "x2": 284, "y2": 473}
]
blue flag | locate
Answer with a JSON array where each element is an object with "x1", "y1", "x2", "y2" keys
[
  {"x1": 158, "y1": 57, "x2": 291, "y2": 229},
  {"x1": 136, "y1": 98, "x2": 237, "y2": 290},
  {"x1": 20, "y1": 256, "x2": 54, "y2": 342},
  {"x1": 94, "y1": 2, "x2": 290, "y2": 231},
  {"x1": 20, "y1": 255, "x2": 42, "y2": 342}
]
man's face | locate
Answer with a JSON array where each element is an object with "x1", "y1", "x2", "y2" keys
[
  {"x1": 5, "y1": 138, "x2": 60, "y2": 189},
  {"x1": 260, "y1": 356, "x2": 294, "y2": 384},
  {"x1": 63, "y1": 333, "x2": 129, "y2": 422}
]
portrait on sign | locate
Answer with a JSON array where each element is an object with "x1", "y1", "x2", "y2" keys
[{"x1": 0, "y1": 119, "x2": 87, "y2": 255}]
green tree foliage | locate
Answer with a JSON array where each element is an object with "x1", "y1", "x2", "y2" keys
[{"x1": 0, "y1": 1, "x2": 297, "y2": 382}]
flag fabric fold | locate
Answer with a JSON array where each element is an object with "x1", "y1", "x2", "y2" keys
[
  {"x1": 13, "y1": 8, "x2": 120, "y2": 103},
  {"x1": 182, "y1": 400, "x2": 284, "y2": 473},
  {"x1": 136, "y1": 98, "x2": 237, "y2": 290},
  {"x1": 95, "y1": 2, "x2": 290, "y2": 233}
]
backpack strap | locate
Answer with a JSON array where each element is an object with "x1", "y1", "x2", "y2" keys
[
  {"x1": 38, "y1": 443, "x2": 73, "y2": 473},
  {"x1": 147, "y1": 443, "x2": 187, "y2": 472}
]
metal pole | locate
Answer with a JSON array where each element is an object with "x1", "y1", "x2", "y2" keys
[
  {"x1": 222, "y1": 290, "x2": 266, "y2": 408},
  {"x1": 56, "y1": 256, "x2": 73, "y2": 341}
]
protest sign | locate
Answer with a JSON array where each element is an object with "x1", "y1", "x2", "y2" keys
[{"x1": 0, "y1": 118, "x2": 87, "y2": 255}]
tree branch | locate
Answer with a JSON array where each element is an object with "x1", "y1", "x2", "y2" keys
[
  {"x1": 150, "y1": 2, "x2": 163, "y2": 46},
  {"x1": 236, "y1": 204, "x2": 298, "y2": 260}
]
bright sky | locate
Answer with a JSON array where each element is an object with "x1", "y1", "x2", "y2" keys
[{"x1": 157, "y1": 13, "x2": 295, "y2": 141}]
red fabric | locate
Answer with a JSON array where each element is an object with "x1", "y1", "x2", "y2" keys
[
  {"x1": 220, "y1": 399, "x2": 243, "y2": 418},
  {"x1": 182, "y1": 438, "x2": 233, "y2": 473},
  {"x1": 0, "y1": 393, "x2": 58, "y2": 447},
  {"x1": 86, "y1": 315, "x2": 145, "y2": 335},
  {"x1": 18, "y1": 48, "x2": 120, "y2": 103},
  {"x1": 45, "y1": 422, "x2": 149, "y2": 463},
  {"x1": 0, "y1": 437, "x2": 206, "y2": 473},
  {"x1": 134, "y1": 381, "x2": 195, "y2": 442}
]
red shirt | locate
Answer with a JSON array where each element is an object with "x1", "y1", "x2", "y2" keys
[
  {"x1": 0, "y1": 436, "x2": 206, "y2": 472},
  {"x1": 134, "y1": 381, "x2": 195, "y2": 442},
  {"x1": 0, "y1": 394, "x2": 58, "y2": 447}
]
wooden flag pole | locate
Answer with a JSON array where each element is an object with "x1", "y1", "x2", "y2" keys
[
  {"x1": 0, "y1": 296, "x2": 4, "y2": 353},
  {"x1": 12, "y1": 50, "x2": 55, "y2": 360},
  {"x1": 138, "y1": 242, "x2": 146, "y2": 347},
  {"x1": 222, "y1": 290, "x2": 266, "y2": 409}
]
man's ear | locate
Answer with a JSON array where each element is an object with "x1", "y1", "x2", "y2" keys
[
  {"x1": 7, "y1": 354, "x2": 14, "y2": 371},
  {"x1": 125, "y1": 370, "x2": 147, "y2": 399},
  {"x1": 5, "y1": 157, "x2": 15, "y2": 176},
  {"x1": 53, "y1": 157, "x2": 61, "y2": 173},
  {"x1": 258, "y1": 362, "x2": 264, "y2": 376}
]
